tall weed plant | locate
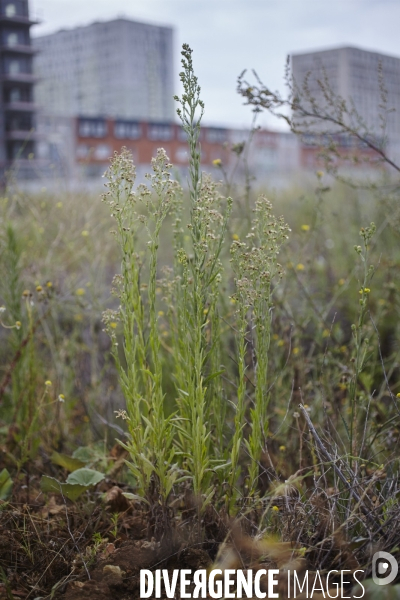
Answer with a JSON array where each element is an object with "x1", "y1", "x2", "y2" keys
[{"x1": 103, "y1": 45, "x2": 290, "y2": 510}]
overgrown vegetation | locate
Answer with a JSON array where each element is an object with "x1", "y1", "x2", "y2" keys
[{"x1": 1, "y1": 44, "x2": 400, "y2": 598}]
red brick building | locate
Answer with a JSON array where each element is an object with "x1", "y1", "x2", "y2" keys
[{"x1": 74, "y1": 117, "x2": 233, "y2": 178}]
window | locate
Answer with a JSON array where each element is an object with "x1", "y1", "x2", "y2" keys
[
  {"x1": 7, "y1": 32, "x2": 18, "y2": 46},
  {"x1": 78, "y1": 119, "x2": 107, "y2": 138},
  {"x1": 9, "y1": 59, "x2": 20, "y2": 74},
  {"x1": 205, "y1": 128, "x2": 228, "y2": 144},
  {"x1": 175, "y1": 146, "x2": 188, "y2": 163},
  {"x1": 114, "y1": 121, "x2": 141, "y2": 140},
  {"x1": 5, "y1": 3, "x2": 16, "y2": 16},
  {"x1": 9, "y1": 87, "x2": 21, "y2": 101},
  {"x1": 94, "y1": 144, "x2": 111, "y2": 160},
  {"x1": 177, "y1": 127, "x2": 187, "y2": 142},
  {"x1": 147, "y1": 123, "x2": 173, "y2": 141}
]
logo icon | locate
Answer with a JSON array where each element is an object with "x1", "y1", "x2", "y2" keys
[{"x1": 372, "y1": 551, "x2": 398, "y2": 586}]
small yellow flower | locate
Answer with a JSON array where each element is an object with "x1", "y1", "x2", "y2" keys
[
  {"x1": 232, "y1": 233, "x2": 239, "y2": 240},
  {"x1": 340, "y1": 345, "x2": 347, "y2": 353},
  {"x1": 74, "y1": 314, "x2": 83, "y2": 322},
  {"x1": 293, "y1": 347, "x2": 299, "y2": 355},
  {"x1": 272, "y1": 333, "x2": 279, "y2": 340},
  {"x1": 296, "y1": 263, "x2": 305, "y2": 271},
  {"x1": 36, "y1": 285, "x2": 43, "y2": 292},
  {"x1": 301, "y1": 224, "x2": 310, "y2": 232},
  {"x1": 338, "y1": 278, "x2": 345, "y2": 286},
  {"x1": 56, "y1": 202, "x2": 63, "y2": 208},
  {"x1": 316, "y1": 170, "x2": 324, "y2": 178},
  {"x1": 76, "y1": 288, "x2": 85, "y2": 296},
  {"x1": 203, "y1": 308, "x2": 209, "y2": 315},
  {"x1": 22, "y1": 289, "x2": 30, "y2": 297},
  {"x1": 110, "y1": 322, "x2": 117, "y2": 329},
  {"x1": 158, "y1": 311, "x2": 164, "y2": 317},
  {"x1": 45, "y1": 380, "x2": 52, "y2": 387},
  {"x1": 46, "y1": 281, "x2": 53, "y2": 288},
  {"x1": 229, "y1": 297, "x2": 236, "y2": 305},
  {"x1": 81, "y1": 230, "x2": 89, "y2": 237},
  {"x1": 322, "y1": 328, "x2": 330, "y2": 338},
  {"x1": 272, "y1": 506, "x2": 279, "y2": 512},
  {"x1": 396, "y1": 393, "x2": 400, "y2": 399},
  {"x1": 364, "y1": 288, "x2": 371, "y2": 294},
  {"x1": 277, "y1": 339, "x2": 284, "y2": 347},
  {"x1": 339, "y1": 383, "x2": 347, "y2": 391},
  {"x1": 58, "y1": 394, "x2": 65, "y2": 402},
  {"x1": 279, "y1": 445, "x2": 286, "y2": 452},
  {"x1": 15, "y1": 321, "x2": 21, "y2": 330},
  {"x1": 212, "y1": 158, "x2": 222, "y2": 167},
  {"x1": 156, "y1": 287, "x2": 162, "y2": 294}
]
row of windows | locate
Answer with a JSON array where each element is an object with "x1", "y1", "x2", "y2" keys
[
  {"x1": 6, "y1": 113, "x2": 33, "y2": 131},
  {"x1": 1, "y1": 1, "x2": 28, "y2": 18},
  {"x1": 2, "y1": 56, "x2": 32, "y2": 74},
  {"x1": 78, "y1": 119, "x2": 229, "y2": 143},
  {"x1": 1, "y1": 30, "x2": 29, "y2": 46},
  {"x1": 4, "y1": 84, "x2": 32, "y2": 102},
  {"x1": 301, "y1": 133, "x2": 384, "y2": 149},
  {"x1": 76, "y1": 143, "x2": 220, "y2": 164}
]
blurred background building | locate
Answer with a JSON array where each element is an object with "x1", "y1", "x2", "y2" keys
[
  {"x1": 1, "y1": 0, "x2": 399, "y2": 187},
  {"x1": 291, "y1": 46, "x2": 400, "y2": 164},
  {"x1": 32, "y1": 18, "x2": 174, "y2": 121},
  {"x1": 0, "y1": 0, "x2": 38, "y2": 180}
]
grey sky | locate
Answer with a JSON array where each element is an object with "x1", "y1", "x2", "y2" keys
[{"x1": 30, "y1": 0, "x2": 400, "y2": 130}]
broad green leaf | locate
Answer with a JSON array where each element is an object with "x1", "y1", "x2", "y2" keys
[
  {"x1": 357, "y1": 580, "x2": 400, "y2": 599},
  {"x1": 66, "y1": 468, "x2": 105, "y2": 486},
  {"x1": 0, "y1": 469, "x2": 13, "y2": 501},
  {"x1": 51, "y1": 451, "x2": 85, "y2": 472},
  {"x1": 40, "y1": 476, "x2": 87, "y2": 501},
  {"x1": 72, "y1": 445, "x2": 104, "y2": 463}
]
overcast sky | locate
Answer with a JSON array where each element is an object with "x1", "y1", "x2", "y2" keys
[{"x1": 30, "y1": 0, "x2": 400, "y2": 130}]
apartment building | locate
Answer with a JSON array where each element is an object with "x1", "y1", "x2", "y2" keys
[
  {"x1": 0, "y1": 0, "x2": 37, "y2": 178},
  {"x1": 291, "y1": 46, "x2": 400, "y2": 163},
  {"x1": 32, "y1": 18, "x2": 174, "y2": 122}
]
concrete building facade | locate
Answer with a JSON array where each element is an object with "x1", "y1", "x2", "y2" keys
[
  {"x1": 291, "y1": 46, "x2": 400, "y2": 163},
  {"x1": 32, "y1": 18, "x2": 174, "y2": 122},
  {"x1": 0, "y1": 0, "x2": 38, "y2": 178}
]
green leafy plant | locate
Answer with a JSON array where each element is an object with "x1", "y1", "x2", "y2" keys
[
  {"x1": 41, "y1": 468, "x2": 105, "y2": 501},
  {"x1": 102, "y1": 45, "x2": 289, "y2": 512}
]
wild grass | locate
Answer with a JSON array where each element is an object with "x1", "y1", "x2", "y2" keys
[{"x1": 1, "y1": 44, "x2": 400, "y2": 594}]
